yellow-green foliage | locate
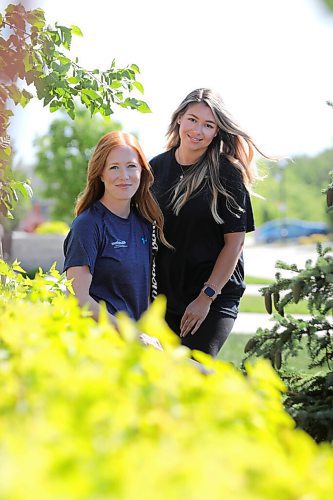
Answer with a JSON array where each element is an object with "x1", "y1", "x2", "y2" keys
[
  {"x1": 35, "y1": 220, "x2": 70, "y2": 235},
  {"x1": 0, "y1": 260, "x2": 333, "y2": 499}
]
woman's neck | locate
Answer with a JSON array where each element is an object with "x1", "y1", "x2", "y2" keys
[
  {"x1": 99, "y1": 196, "x2": 131, "y2": 219},
  {"x1": 176, "y1": 146, "x2": 204, "y2": 165}
]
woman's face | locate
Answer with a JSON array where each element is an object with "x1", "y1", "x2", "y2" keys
[
  {"x1": 177, "y1": 102, "x2": 218, "y2": 154},
  {"x1": 101, "y1": 145, "x2": 142, "y2": 203}
]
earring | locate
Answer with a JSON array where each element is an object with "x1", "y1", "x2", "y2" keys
[{"x1": 100, "y1": 178, "x2": 104, "y2": 183}]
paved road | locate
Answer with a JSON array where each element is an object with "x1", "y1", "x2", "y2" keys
[
  {"x1": 235, "y1": 283, "x2": 312, "y2": 335},
  {"x1": 244, "y1": 239, "x2": 331, "y2": 280},
  {"x1": 233, "y1": 312, "x2": 272, "y2": 334},
  {"x1": 233, "y1": 312, "x2": 313, "y2": 335}
]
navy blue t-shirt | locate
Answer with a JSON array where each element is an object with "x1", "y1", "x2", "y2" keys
[{"x1": 63, "y1": 201, "x2": 152, "y2": 320}]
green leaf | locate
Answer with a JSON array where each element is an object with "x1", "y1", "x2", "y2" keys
[
  {"x1": 50, "y1": 101, "x2": 62, "y2": 112},
  {"x1": 137, "y1": 101, "x2": 151, "y2": 113},
  {"x1": 67, "y1": 77, "x2": 79, "y2": 85},
  {"x1": 102, "y1": 104, "x2": 113, "y2": 116},
  {"x1": 23, "y1": 182, "x2": 33, "y2": 198},
  {"x1": 35, "y1": 78, "x2": 47, "y2": 100},
  {"x1": 132, "y1": 81, "x2": 144, "y2": 94},
  {"x1": 67, "y1": 108, "x2": 75, "y2": 120},
  {"x1": 29, "y1": 8, "x2": 45, "y2": 25},
  {"x1": 8, "y1": 85, "x2": 22, "y2": 105},
  {"x1": 80, "y1": 93, "x2": 91, "y2": 107},
  {"x1": 82, "y1": 88, "x2": 100, "y2": 100},
  {"x1": 57, "y1": 25, "x2": 72, "y2": 49},
  {"x1": 51, "y1": 62, "x2": 62, "y2": 73},
  {"x1": 59, "y1": 63, "x2": 71, "y2": 75},
  {"x1": 66, "y1": 98, "x2": 74, "y2": 110},
  {"x1": 58, "y1": 55, "x2": 71, "y2": 65},
  {"x1": 0, "y1": 147, "x2": 11, "y2": 161},
  {"x1": 122, "y1": 69, "x2": 135, "y2": 80},
  {"x1": 20, "y1": 89, "x2": 33, "y2": 108},
  {"x1": 23, "y1": 52, "x2": 34, "y2": 72},
  {"x1": 70, "y1": 25, "x2": 83, "y2": 37},
  {"x1": 26, "y1": 11, "x2": 45, "y2": 29},
  {"x1": 12, "y1": 261, "x2": 26, "y2": 273},
  {"x1": 43, "y1": 36, "x2": 57, "y2": 54},
  {"x1": 5, "y1": 4, "x2": 15, "y2": 14},
  {"x1": 110, "y1": 80, "x2": 122, "y2": 89},
  {"x1": 130, "y1": 63, "x2": 140, "y2": 73},
  {"x1": 43, "y1": 93, "x2": 55, "y2": 106}
]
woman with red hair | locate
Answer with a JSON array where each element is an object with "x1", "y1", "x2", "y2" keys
[{"x1": 63, "y1": 131, "x2": 168, "y2": 341}]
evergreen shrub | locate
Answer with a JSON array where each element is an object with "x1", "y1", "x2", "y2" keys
[{"x1": 243, "y1": 244, "x2": 333, "y2": 442}]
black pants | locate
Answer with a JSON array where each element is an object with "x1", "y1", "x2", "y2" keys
[{"x1": 165, "y1": 309, "x2": 236, "y2": 358}]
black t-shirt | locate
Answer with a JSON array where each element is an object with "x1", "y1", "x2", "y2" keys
[{"x1": 150, "y1": 148, "x2": 255, "y2": 317}]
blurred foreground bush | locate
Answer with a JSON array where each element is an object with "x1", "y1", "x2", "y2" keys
[{"x1": 0, "y1": 259, "x2": 333, "y2": 499}]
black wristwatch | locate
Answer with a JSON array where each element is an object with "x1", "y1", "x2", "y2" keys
[{"x1": 201, "y1": 285, "x2": 217, "y2": 301}]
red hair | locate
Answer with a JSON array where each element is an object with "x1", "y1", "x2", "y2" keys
[{"x1": 75, "y1": 131, "x2": 170, "y2": 247}]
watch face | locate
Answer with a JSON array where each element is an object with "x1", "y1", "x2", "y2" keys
[{"x1": 204, "y1": 286, "x2": 215, "y2": 298}]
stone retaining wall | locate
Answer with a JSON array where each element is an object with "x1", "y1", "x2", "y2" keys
[{"x1": 10, "y1": 231, "x2": 65, "y2": 272}]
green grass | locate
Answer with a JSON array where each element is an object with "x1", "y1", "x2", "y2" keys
[
  {"x1": 218, "y1": 333, "x2": 251, "y2": 367},
  {"x1": 240, "y1": 294, "x2": 309, "y2": 314},
  {"x1": 218, "y1": 333, "x2": 317, "y2": 371},
  {"x1": 245, "y1": 275, "x2": 274, "y2": 285},
  {"x1": 230, "y1": 275, "x2": 325, "y2": 374},
  {"x1": 243, "y1": 276, "x2": 309, "y2": 313}
]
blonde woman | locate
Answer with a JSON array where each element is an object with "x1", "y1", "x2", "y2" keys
[{"x1": 150, "y1": 88, "x2": 268, "y2": 357}]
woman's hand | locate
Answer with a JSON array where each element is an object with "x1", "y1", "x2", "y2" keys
[
  {"x1": 66, "y1": 265, "x2": 118, "y2": 327},
  {"x1": 180, "y1": 294, "x2": 211, "y2": 337}
]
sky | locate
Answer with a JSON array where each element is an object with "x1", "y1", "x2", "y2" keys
[{"x1": 8, "y1": 0, "x2": 333, "y2": 166}]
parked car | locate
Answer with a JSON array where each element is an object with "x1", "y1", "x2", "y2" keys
[{"x1": 255, "y1": 219, "x2": 330, "y2": 244}]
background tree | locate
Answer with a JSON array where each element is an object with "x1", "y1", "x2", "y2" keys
[
  {"x1": 0, "y1": 2, "x2": 149, "y2": 220},
  {"x1": 33, "y1": 107, "x2": 121, "y2": 222},
  {"x1": 252, "y1": 150, "x2": 333, "y2": 227}
]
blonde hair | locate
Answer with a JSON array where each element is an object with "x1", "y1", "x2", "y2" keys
[
  {"x1": 166, "y1": 88, "x2": 269, "y2": 222},
  {"x1": 75, "y1": 131, "x2": 170, "y2": 247}
]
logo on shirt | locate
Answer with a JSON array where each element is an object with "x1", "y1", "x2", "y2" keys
[
  {"x1": 141, "y1": 236, "x2": 148, "y2": 245},
  {"x1": 112, "y1": 239, "x2": 127, "y2": 249}
]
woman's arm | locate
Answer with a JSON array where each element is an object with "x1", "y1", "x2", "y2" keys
[
  {"x1": 180, "y1": 231, "x2": 245, "y2": 337},
  {"x1": 66, "y1": 265, "x2": 118, "y2": 328},
  {"x1": 67, "y1": 266, "x2": 163, "y2": 350}
]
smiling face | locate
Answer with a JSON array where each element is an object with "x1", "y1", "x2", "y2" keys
[
  {"x1": 100, "y1": 145, "x2": 142, "y2": 206},
  {"x1": 177, "y1": 102, "x2": 219, "y2": 156}
]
